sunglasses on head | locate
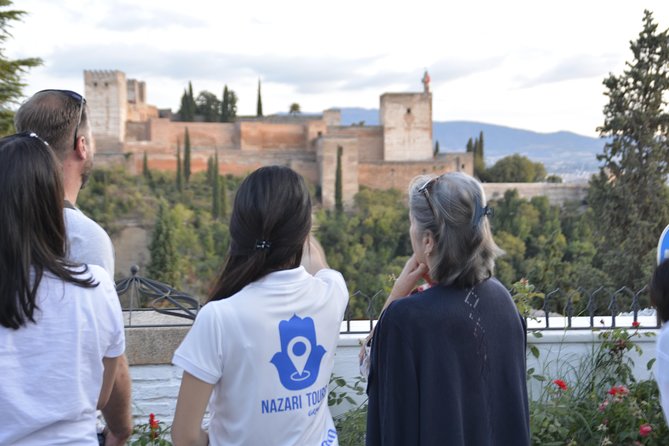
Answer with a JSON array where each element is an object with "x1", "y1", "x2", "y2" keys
[
  {"x1": 418, "y1": 177, "x2": 439, "y2": 219},
  {"x1": 36, "y1": 89, "x2": 86, "y2": 150}
]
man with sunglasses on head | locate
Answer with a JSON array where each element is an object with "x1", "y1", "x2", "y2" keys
[{"x1": 15, "y1": 89, "x2": 132, "y2": 446}]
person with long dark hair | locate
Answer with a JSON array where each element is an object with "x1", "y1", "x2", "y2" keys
[
  {"x1": 171, "y1": 166, "x2": 349, "y2": 446},
  {"x1": 650, "y1": 260, "x2": 669, "y2": 426},
  {"x1": 0, "y1": 133, "x2": 125, "y2": 445},
  {"x1": 365, "y1": 172, "x2": 530, "y2": 446}
]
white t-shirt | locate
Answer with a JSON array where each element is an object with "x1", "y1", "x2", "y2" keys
[
  {"x1": 173, "y1": 267, "x2": 348, "y2": 446},
  {"x1": 64, "y1": 207, "x2": 115, "y2": 279},
  {"x1": 0, "y1": 265, "x2": 125, "y2": 445},
  {"x1": 657, "y1": 323, "x2": 669, "y2": 426}
]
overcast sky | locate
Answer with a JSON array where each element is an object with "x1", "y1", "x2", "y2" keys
[{"x1": 8, "y1": 0, "x2": 669, "y2": 137}]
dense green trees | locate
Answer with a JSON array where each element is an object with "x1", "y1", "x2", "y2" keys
[
  {"x1": 79, "y1": 164, "x2": 646, "y2": 315},
  {"x1": 316, "y1": 188, "x2": 412, "y2": 317},
  {"x1": 485, "y1": 154, "x2": 547, "y2": 182},
  {"x1": 195, "y1": 91, "x2": 221, "y2": 122},
  {"x1": 79, "y1": 165, "x2": 235, "y2": 296},
  {"x1": 178, "y1": 83, "x2": 237, "y2": 122},
  {"x1": 588, "y1": 10, "x2": 669, "y2": 290},
  {"x1": 0, "y1": 0, "x2": 41, "y2": 135}
]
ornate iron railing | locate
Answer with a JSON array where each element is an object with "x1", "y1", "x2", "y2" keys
[{"x1": 115, "y1": 266, "x2": 200, "y2": 328}]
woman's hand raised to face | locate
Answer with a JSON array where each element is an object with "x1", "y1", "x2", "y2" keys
[
  {"x1": 358, "y1": 254, "x2": 430, "y2": 369},
  {"x1": 388, "y1": 254, "x2": 430, "y2": 304}
]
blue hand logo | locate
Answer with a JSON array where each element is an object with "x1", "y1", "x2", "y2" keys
[{"x1": 270, "y1": 314, "x2": 326, "y2": 390}]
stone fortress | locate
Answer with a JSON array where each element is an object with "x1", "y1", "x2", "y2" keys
[{"x1": 84, "y1": 70, "x2": 474, "y2": 209}]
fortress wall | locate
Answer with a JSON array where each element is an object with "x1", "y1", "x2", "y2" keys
[
  {"x1": 148, "y1": 119, "x2": 237, "y2": 148},
  {"x1": 127, "y1": 103, "x2": 159, "y2": 122},
  {"x1": 483, "y1": 182, "x2": 588, "y2": 206},
  {"x1": 126, "y1": 122, "x2": 150, "y2": 142},
  {"x1": 358, "y1": 154, "x2": 472, "y2": 191},
  {"x1": 318, "y1": 136, "x2": 359, "y2": 210},
  {"x1": 131, "y1": 147, "x2": 318, "y2": 183},
  {"x1": 239, "y1": 122, "x2": 308, "y2": 150},
  {"x1": 327, "y1": 126, "x2": 384, "y2": 162},
  {"x1": 305, "y1": 121, "x2": 328, "y2": 150}
]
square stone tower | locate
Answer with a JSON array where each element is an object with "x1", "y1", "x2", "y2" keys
[
  {"x1": 84, "y1": 70, "x2": 127, "y2": 152},
  {"x1": 380, "y1": 91, "x2": 432, "y2": 161}
]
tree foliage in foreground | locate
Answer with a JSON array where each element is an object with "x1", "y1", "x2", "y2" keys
[
  {"x1": 0, "y1": 0, "x2": 42, "y2": 135},
  {"x1": 588, "y1": 10, "x2": 669, "y2": 290}
]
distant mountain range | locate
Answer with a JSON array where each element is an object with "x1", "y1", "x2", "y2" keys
[{"x1": 339, "y1": 107, "x2": 606, "y2": 177}]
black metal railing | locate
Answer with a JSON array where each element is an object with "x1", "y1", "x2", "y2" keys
[
  {"x1": 115, "y1": 266, "x2": 200, "y2": 328},
  {"x1": 339, "y1": 285, "x2": 660, "y2": 334},
  {"x1": 115, "y1": 269, "x2": 660, "y2": 332}
]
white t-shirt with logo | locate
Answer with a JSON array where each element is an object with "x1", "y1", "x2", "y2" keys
[
  {"x1": 0, "y1": 265, "x2": 125, "y2": 445},
  {"x1": 173, "y1": 267, "x2": 348, "y2": 446}
]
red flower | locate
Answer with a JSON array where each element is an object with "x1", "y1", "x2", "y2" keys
[
  {"x1": 608, "y1": 385, "x2": 629, "y2": 396},
  {"x1": 632, "y1": 321, "x2": 640, "y2": 328},
  {"x1": 553, "y1": 379, "x2": 567, "y2": 391},
  {"x1": 639, "y1": 423, "x2": 652, "y2": 437},
  {"x1": 149, "y1": 413, "x2": 159, "y2": 430}
]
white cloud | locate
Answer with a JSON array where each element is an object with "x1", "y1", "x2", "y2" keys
[{"x1": 8, "y1": 0, "x2": 669, "y2": 136}]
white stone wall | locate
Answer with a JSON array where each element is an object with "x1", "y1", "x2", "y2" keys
[{"x1": 129, "y1": 327, "x2": 660, "y2": 425}]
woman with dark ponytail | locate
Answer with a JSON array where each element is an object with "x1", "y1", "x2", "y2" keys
[
  {"x1": 172, "y1": 166, "x2": 349, "y2": 446},
  {"x1": 0, "y1": 133, "x2": 125, "y2": 445}
]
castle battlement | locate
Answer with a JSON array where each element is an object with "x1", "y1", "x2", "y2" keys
[{"x1": 84, "y1": 70, "x2": 472, "y2": 209}]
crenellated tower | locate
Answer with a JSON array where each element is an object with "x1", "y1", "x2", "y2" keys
[
  {"x1": 84, "y1": 70, "x2": 127, "y2": 152},
  {"x1": 379, "y1": 71, "x2": 433, "y2": 161}
]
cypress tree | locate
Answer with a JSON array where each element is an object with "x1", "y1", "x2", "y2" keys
[
  {"x1": 474, "y1": 131, "x2": 486, "y2": 178},
  {"x1": 184, "y1": 127, "x2": 191, "y2": 183},
  {"x1": 221, "y1": 85, "x2": 230, "y2": 122},
  {"x1": 178, "y1": 89, "x2": 191, "y2": 121},
  {"x1": 434, "y1": 140, "x2": 440, "y2": 157},
  {"x1": 148, "y1": 201, "x2": 179, "y2": 285},
  {"x1": 188, "y1": 81, "x2": 196, "y2": 119},
  {"x1": 257, "y1": 79, "x2": 263, "y2": 117},
  {"x1": 176, "y1": 139, "x2": 183, "y2": 193},
  {"x1": 220, "y1": 172, "x2": 227, "y2": 218},
  {"x1": 212, "y1": 150, "x2": 220, "y2": 218},
  {"x1": 335, "y1": 145, "x2": 343, "y2": 213},
  {"x1": 142, "y1": 151, "x2": 150, "y2": 179},
  {"x1": 206, "y1": 155, "x2": 214, "y2": 184}
]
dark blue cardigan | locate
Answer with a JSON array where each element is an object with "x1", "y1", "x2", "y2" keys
[{"x1": 366, "y1": 278, "x2": 530, "y2": 446}]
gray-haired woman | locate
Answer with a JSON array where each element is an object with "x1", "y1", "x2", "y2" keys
[{"x1": 366, "y1": 172, "x2": 530, "y2": 446}]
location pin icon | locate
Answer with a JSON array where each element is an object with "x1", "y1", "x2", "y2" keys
[{"x1": 287, "y1": 336, "x2": 311, "y2": 376}]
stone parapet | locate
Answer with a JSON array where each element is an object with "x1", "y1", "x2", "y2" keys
[
  {"x1": 125, "y1": 326, "x2": 190, "y2": 366},
  {"x1": 483, "y1": 182, "x2": 588, "y2": 206}
]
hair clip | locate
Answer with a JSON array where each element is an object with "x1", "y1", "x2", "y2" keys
[
  {"x1": 472, "y1": 203, "x2": 493, "y2": 227},
  {"x1": 17, "y1": 131, "x2": 50, "y2": 147},
  {"x1": 255, "y1": 240, "x2": 272, "y2": 251}
]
